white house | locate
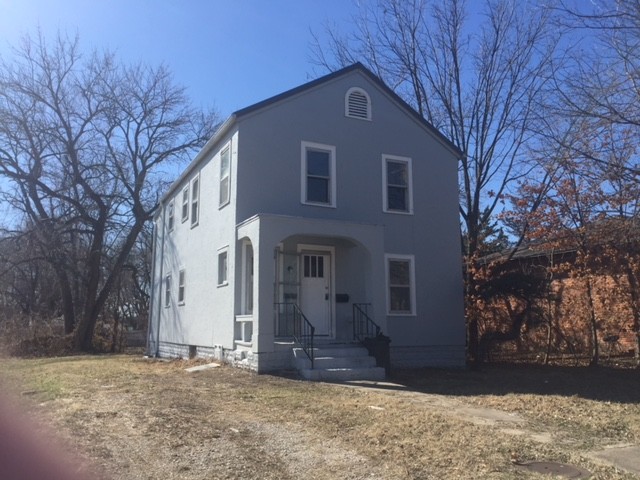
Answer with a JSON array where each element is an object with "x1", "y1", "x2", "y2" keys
[{"x1": 147, "y1": 63, "x2": 465, "y2": 379}]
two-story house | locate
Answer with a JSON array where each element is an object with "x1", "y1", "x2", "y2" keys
[{"x1": 147, "y1": 63, "x2": 465, "y2": 379}]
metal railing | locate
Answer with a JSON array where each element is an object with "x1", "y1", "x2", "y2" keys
[
  {"x1": 275, "y1": 302, "x2": 315, "y2": 368},
  {"x1": 353, "y1": 303, "x2": 381, "y2": 342},
  {"x1": 353, "y1": 303, "x2": 391, "y2": 375}
]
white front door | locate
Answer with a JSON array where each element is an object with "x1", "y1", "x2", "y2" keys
[{"x1": 300, "y1": 252, "x2": 331, "y2": 336}]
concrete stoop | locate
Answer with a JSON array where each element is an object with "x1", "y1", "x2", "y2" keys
[{"x1": 293, "y1": 344, "x2": 385, "y2": 381}]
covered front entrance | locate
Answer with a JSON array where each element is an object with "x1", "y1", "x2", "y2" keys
[{"x1": 235, "y1": 213, "x2": 387, "y2": 371}]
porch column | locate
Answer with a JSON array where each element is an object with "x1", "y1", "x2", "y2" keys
[
  {"x1": 254, "y1": 225, "x2": 276, "y2": 352},
  {"x1": 238, "y1": 215, "x2": 279, "y2": 354}
]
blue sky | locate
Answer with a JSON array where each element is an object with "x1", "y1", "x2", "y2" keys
[{"x1": 0, "y1": 0, "x2": 359, "y2": 117}]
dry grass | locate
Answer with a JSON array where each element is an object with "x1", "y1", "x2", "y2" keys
[{"x1": 0, "y1": 355, "x2": 639, "y2": 479}]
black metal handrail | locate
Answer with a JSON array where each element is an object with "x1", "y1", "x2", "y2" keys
[
  {"x1": 353, "y1": 303, "x2": 391, "y2": 375},
  {"x1": 353, "y1": 303, "x2": 381, "y2": 342},
  {"x1": 275, "y1": 302, "x2": 315, "y2": 368}
]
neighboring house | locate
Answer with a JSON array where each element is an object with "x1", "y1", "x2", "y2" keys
[{"x1": 147, "y1": 63, "x2": 465, "y2": 378}]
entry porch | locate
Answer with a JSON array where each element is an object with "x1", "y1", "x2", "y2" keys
[{"x1": 235, "y1": 214, "x2": 388, "y2": 374}]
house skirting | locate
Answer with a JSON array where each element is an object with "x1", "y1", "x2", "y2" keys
[
  {"x1": 390, "y1": 345, "x2": 465, "y2": 368},
  {"x1": 154, "y1": 341, "x2": 294, "y2": 372}
]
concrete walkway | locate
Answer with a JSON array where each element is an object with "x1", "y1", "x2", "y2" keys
[{"x1": 341, "y1": 379, "x2": 640, "y2": 477}]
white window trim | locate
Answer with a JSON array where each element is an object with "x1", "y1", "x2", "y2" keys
[
  {"x1": 300, "y1": 141, "x2": 337, "y2": 208},
  {"x1": 167, "y1": 201, "x2": 175, "y2": 232},
  {"x1": 219, "y1": 143, "x2": 231, "y2": 209},
  {"x1": 385, "y1": 254, "x2": 416, "y2": 316},
  {"x1": 164, "y1": 274, "x2": 171, "y2": 308},
  {"x1": 382, "y1": 154, "x2": 414, "y2": 215},
  {"x1": 190, "y1": 174, "x2": 200, "y2": 228},
  {"x1": 178, "y1": 269, "x2": 186, "y2": 305},
  {"x1": 181, "y1": 185, "x2": 189, "y2": 223},
  {"x1": 345, "y1": 87, "x2": 372, "y2": 121},
  {"x1": 217, "y1": 246, "x2": 229, "y2": 287}
]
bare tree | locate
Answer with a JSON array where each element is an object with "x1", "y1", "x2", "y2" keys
[
  {"x1": 312, "y1": 0, "x2": 562, "y2": 363},
  {"x1": 551, "y1": 0, "x2": 640, "y2": 181},
  {"x1": 0, "y1": 32, "x2": 218, "y2": 351}
]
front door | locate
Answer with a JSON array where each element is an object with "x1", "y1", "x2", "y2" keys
[{"x1": 300, "y1": 252, "x2": 331, "y2": 336}]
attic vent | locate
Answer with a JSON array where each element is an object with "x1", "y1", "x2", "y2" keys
[{"x1": 345, "y1": 87, "x2": 371, "y2": 120}]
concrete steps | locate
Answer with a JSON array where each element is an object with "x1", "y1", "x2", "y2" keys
[{"x1": 293, "y1": 344, "x2": 385, "y2": 381}]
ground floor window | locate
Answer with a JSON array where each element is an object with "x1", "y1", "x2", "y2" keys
[
  {"x1": 218, "y1": 248, "x2": 228, "y2": 286},
  {"x1": 178, "y1": 269, "x2": 186, "y2": 304},
  {"x1": 164, "y1": 275, "x2": 171, "y2": 307},
  {"x1": 385, "y1": 254, "x2": 416, "y2": 315}
]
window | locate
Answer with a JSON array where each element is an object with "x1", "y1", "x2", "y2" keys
[
  {"x1": 164, "y1": 275, "x2": 171, "y2": 308},
  {"x1": 181, "y1": 186, "x2": 189, "y2": 222},
  {"x1": 345, "y1": 87, "x2": 371, "y2": 120},
  {"x1": 167, "y1": 201, "x2": 174, "y2": 232},
  {"x1": 383, "y1": 155, "x2": 413, "y2": 214},
  {"x1": 217, "y1": 249, "x2": 228, "y2": 286},
  {"x1": 386, "y1": 254, "x2": 416, "y2": 315},
  {"x1": 219, "y1": 145, "x2": 230, "y2": 207},
  {"x1": 301, "y1": 141, "x2": 336, "y2": 207},
  {"x1": 191, "y1": 176, "x2": 200, "y2": 227},
  {"x1": 178, "y1": 269, "x2": 186, "y2": 304}
]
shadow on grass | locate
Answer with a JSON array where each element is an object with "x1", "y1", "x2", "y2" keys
[{"x1": 372, "y1": 364, "x2": 640, "y2": 404}]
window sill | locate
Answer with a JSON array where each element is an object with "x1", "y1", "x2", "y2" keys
[
  {"x1": 301, "y1": 201, "x2": 337, "y2": 209},
  {"x1": 178, "y1": 301, "x2": 185, "y2": 306},
  {"x1": 388, "y1": 312, "x2": 416, "y2": 317},
  {"x1": 190, "y1": 221, "x2": 199, "y2": 229},
  {"x1": 217, "y1": 281, "x2": 229, "y2": 288},
  {"x1": 219, "y1": 200, "x2": 230, "y2": 210},
  {"x1": 383, "y1": 209, "x2": 414, "y2": 215}
]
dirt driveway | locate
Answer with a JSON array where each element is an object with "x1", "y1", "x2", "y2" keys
[{"x1": 1, "y1": 355, "x2": 639, "y2": 479}]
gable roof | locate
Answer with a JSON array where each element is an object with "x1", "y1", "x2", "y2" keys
[
  {"x1": 159, "y1": 63, "x2": 462, "y2": 208},
  {"x1": 233, "y1": 63, "x2": 462, "y2": 156}
]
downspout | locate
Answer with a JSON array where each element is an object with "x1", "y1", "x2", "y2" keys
[
  {"x1": 155, "y1": 203, "x2": 167, "y2": 357},
  {"x1": 146, "y1": 219, "x2": 157, "y2": 356}
]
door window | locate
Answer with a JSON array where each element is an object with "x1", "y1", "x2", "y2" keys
[{"x1": 303, "y1": 254, "x2": 324, "y2": 278}]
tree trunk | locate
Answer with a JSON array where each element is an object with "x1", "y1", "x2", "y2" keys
[
  {"x1": 544, "y1": 313, "x2": 553, "y2": 365},
  {"x1": 465, "y1": 251, "x2": 480, "y2": 367},
  {"x1": 111, "y1": 310, "x2": 120, "y2": 353},
  {"x1": 59, "y1": 275, "x2": 76, "y2": 334},
  {"x1": 73, "y1": 219, "x2": 145, "y2": 352},
  {"x1": 585, "y1": 276, "x2": 599, "y2": 366}
]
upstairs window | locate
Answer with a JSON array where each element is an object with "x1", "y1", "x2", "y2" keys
[
  {"x1": 219, "y1": 145, "x2": 231, "y2": 208},
  {"x1": 181, "y1": 185, "x2": 189, "y2": 222},
  {"x1": 345, "y1": 87, "x2": 371, "y2": 120},
  {"x1": 167, "y1": 201, "x2": 175, "y2": 232},
  {"x1": 191, "y1": 175, "x2": 200, "y2": 227},
  {"x1": 301, "y1": 141, "x2": 336, "y2": 207},
  {"x1": 383, "y1": 155, "x2": 413, "y2": 214}
]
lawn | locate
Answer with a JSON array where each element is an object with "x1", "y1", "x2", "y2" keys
[{"x1": 0, "y1": 354, "x2": 638, "y2": 479}]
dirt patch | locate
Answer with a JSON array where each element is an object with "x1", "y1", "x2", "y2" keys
[{"x1": 1, "y1": 356, "x2": 639, "y2": 479}]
